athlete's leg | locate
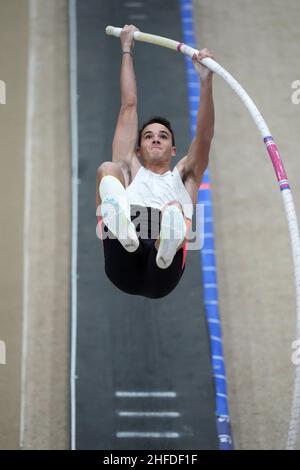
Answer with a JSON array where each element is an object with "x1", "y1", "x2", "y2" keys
[
  {"x1": 155, "y1": 200, "x2": 189, "y2": 269},
  {"x1": 96, "y1": 161, "x2": 127, "y2": 210},
  {"x1": 102, "y1": 235, "x2": 144, "y2": 296},
  {"x1": 96, "y1": 161, "x2": 139, "y2": 253},
  {"x1": 142, "y1": 239, "x2": 186, "y2": 298},
  {"x1": 154, "y1": 201, "x2": 188, "y2": 250}
]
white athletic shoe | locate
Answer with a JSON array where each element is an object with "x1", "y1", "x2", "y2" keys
[
  {"x1": 100, "y1": 195, "x2": 139, "y2": 253},
  {"x1": 156, "y1": 205, "x2": 187, "y2": 269}
]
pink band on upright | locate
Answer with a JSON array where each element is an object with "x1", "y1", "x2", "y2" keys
[{"x1": 177, "y1": 42, "x2": 184, "y2": 52}]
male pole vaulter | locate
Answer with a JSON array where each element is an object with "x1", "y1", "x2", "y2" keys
[{"x1": 96, "y1": 25, "x2": 214, "y2": 298}]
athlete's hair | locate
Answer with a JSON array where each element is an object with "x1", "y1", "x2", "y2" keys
[{"x1": 137, "y1": 116, "x2": 175, "y2": 147}]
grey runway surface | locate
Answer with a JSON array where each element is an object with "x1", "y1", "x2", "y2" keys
[{"x1": 74, "y1": 0, "x2": 218, "y2": 450}]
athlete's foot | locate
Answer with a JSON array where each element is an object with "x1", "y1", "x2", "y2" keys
[
  {"x1": 156, "y1": 205, "x2": 186, "y2": 269},
  {"x1": 100, "y1": 196, "x2": 139, "y2": 252}
]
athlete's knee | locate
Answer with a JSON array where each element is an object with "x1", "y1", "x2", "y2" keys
[
  {"x1": 96, "y1": 161, "x2": 126, "y2": 186},
  {"x1": 162, "y1": 200, "x2": 183, "y2": 214}
]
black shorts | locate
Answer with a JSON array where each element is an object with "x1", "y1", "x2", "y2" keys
[{"x1": 99, "y1": 205, "x2": 186, "y2": 299}]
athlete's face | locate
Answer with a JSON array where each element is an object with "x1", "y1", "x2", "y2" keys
[{"x1": 137, "y1": 123, "x2": 176, "y2": 164}]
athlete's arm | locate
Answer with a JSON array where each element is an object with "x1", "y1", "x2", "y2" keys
[
  {"x1": 112, "y1": 25, "x2": 140, "y2": 169},
  {"x1": 181, "y1": 49, "x2": 215, "y2": 186}
]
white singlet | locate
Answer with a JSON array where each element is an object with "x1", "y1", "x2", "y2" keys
[{"x1": 125, "y1": 166, "x2": 193, "y2": 220}]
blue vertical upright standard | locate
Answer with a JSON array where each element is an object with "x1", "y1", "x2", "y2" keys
[{"x1": 70, "y1": 0, "x2": 227, "y2": 450}]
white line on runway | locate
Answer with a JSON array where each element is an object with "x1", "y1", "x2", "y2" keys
[
  {"x1": 128, "y1": 14, "x2": 147, "y2": 20},
  {"x1": 115, "y1": 391, "x2": 177, "y2": 398},
  {"x1": 117, "y1": 411, "x2": 180, "y2": 417},
  {"x1": 116, "y1": 432, "x2": 180, "y2": 438},
  {"x1": 69, "y1": 0, "x2": 79, "y2": 451},
  {"x1": 124, "y1": 2, "x2": 143, "y2": 6}
]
